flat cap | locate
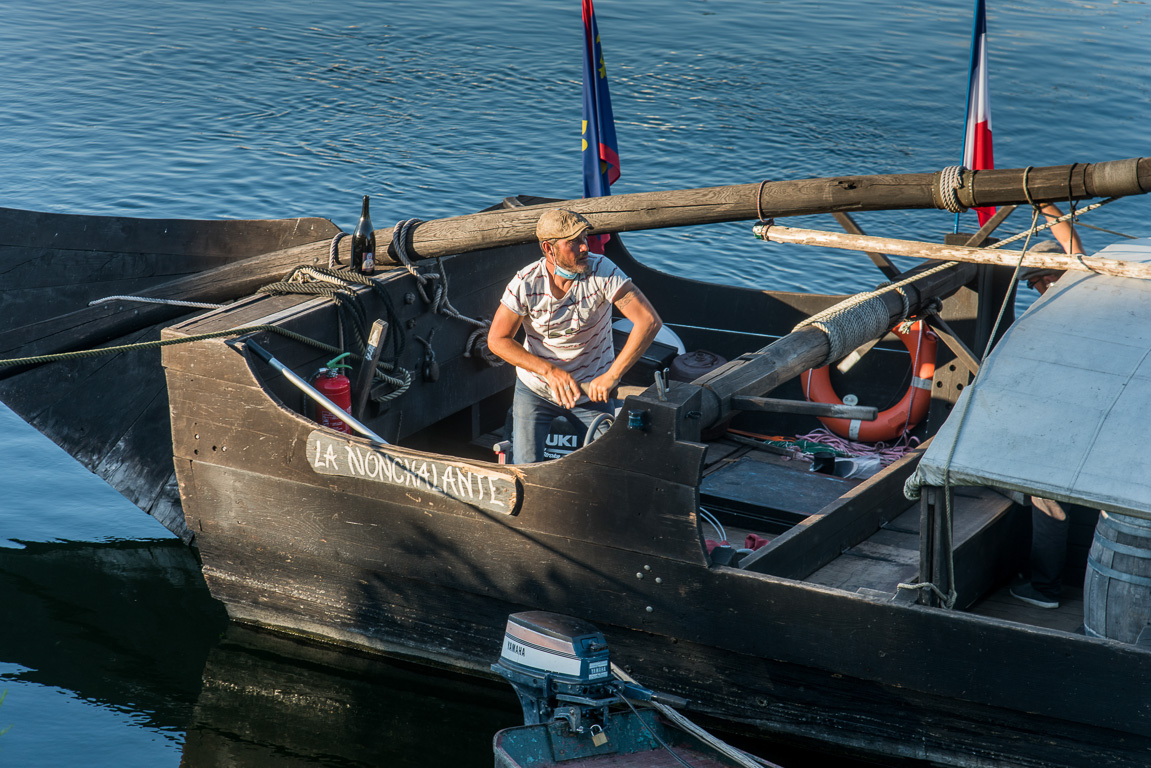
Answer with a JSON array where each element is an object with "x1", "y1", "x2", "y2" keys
[
  {"x1": 1028, "y1": 239, "x2": 1067, "y2": 254},
  {"x1": 1018, "y1": 240, "x2": 1066, "y2": 284},
  {"x1": 536, "y1": 209, "x2": 591, "y2": 241}
]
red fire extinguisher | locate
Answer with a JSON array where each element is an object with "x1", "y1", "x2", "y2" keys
[{"x1": 313, "y1": 353, "x2": 354, "y2": 434}]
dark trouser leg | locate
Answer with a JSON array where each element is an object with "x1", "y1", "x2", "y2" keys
[
  {"x1": 511, "y1": 380, "x2": 561, "y2": 465},
  {"x1": 1031, "y1": 504, "x2": 1069, "y2": 597},
  {"x1": 510, "y1": 379, "x2": 615, "y2": 464}
]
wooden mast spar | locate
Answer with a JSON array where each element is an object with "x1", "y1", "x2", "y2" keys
[
  {"x1": 2, "y1": 158, "x2": 1148, "y2": 370},
  {"x1": 381, "y1": 157, "x2": 1149, "y2": 262}
]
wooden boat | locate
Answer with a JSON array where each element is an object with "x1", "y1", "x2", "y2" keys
[{"x1": 3, "y1": 158, "x2": 1151, "y2": 768}]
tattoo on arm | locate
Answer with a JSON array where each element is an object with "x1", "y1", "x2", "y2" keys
[{"x1": 615, "y1": 289, "x2": 635, "y2": 309}]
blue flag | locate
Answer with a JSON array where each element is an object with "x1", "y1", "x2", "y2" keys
[{"x1": 582, "y1": 0, "x2": 620, "y2": 251}]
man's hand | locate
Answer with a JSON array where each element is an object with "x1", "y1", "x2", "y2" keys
[
  {"x1": 586, "y1": 371, "x2": 619, "y2": 403},
  {"x1": 545, "y1": 366, "x2": 583, "y2": 409},
  {"x1": 490, "y1": 305, "x2": 586, "y2": 408}
]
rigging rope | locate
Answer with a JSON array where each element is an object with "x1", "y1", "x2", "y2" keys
[
  {"x1": 391, "y1": 218, "x2": 503, "y2": 367},
  {"x1": 0, "y1": 322, "x2": 410, "y2": 402},
  {"x1": 983, "y1": 196, "x2": 1119, "y2": 250},
  {"x1": 611, "y1": 664, "x2": 782, "y2": 768}
]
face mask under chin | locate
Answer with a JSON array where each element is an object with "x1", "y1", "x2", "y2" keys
[{"x1": 554, "y1": 263, "x2": 583, "y2": 280}]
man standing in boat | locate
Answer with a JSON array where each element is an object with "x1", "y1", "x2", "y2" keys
[
  {"x1": 1017, "y1": 203, "x2": 1085, "y2": 296},
  {"x1": 487, "y1": 209, "x2": 662, "y2": 464},
  {"x1": 1011, "y1": 203, "x2": 1086, "y2": 609}
]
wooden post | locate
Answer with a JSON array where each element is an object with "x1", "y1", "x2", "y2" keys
[
  {"x1": 352, "y1": 320, "x2": 388, "y2": 420},
  {"x1": 918, "y1": 487, "x2": 939, "y2": 607},
  {"x1": 916, "y1": 485, "x2": 956, "y2": 608},
  {"x1": 933, "y1": 486, "x2": 955, "y2": 608}
]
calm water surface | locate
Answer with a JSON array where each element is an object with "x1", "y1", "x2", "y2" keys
[{"x1": 1, "y1": 0, "x2": 1149, "y2": 765}]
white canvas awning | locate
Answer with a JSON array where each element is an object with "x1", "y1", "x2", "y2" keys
[{"x1": 907, "y1": 238, "x2": 1151, "y2": 521}]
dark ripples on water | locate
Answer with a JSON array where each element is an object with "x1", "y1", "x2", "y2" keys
[{"x1": 0, "y1": 1, "x2": 1148, "y2": 765}]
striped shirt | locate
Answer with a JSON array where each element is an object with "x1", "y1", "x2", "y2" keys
[{"x1": 501, "y1": 255, "x2": 632, "y2": 405}]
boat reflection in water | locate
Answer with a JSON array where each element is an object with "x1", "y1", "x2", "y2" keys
[
  {"x1": 0, "y1": 531, "x2": 888, "y2": 767},
  {"x1": 0, "y1": 537, "x2": 225, "y2": 739},
  {"x1": 0, "y1": 535, "x2": 520, "y2": 767},
  {"x1": 184, "y1": 623, "x2": 523, "y2": 767}
]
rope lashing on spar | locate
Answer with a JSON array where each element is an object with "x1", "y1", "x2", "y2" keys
[
  {"x1": 755, "y1": 179, "x2": 771, "y2": 223},
  {"x1": 989, "y1": 197, "x2": 1119, "y2": 249},
  {"x1": 938, "y1": 165, "x2": 968, "y2": 214},
  {"x1": 789, "y1": 261, "x2": 940, "y2": 368},
  {"x1": 935, "y1": 163, "x2": 1122, "y2": 242},
  {"x1": 391, "y1": 218, "x2": 503, "y2": 367}
]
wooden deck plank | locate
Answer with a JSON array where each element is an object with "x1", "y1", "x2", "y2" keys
[
  {"x1": 806, "y1": 485, "x2": 1019, "y2": 602},
  {"x1": 969, "y1": 581, "x2": 1086, "y2": 634},
  {"x1": 740, "y1": 447, "x2": 925, "y2": 579},
  {"x1": 806, "y1": 528, "x2": 919, "y2": 592}
]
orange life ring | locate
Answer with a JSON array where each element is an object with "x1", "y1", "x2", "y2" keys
[{"x1": 801, "y1": 320, "x2": 937, "y2": 443}]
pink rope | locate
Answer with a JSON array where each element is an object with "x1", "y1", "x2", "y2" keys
[{"x1": 796, "y1": 428, "x2": 918, "y2": 466}]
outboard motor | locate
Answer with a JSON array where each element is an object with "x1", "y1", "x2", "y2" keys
[{"x1": 493, "y1": 611, "x2": 687, "y2": 744}]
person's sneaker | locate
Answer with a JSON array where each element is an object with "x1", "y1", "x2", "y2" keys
[{"x1": 1010, "y1": 582, "x2": 1059, "y2": 609}]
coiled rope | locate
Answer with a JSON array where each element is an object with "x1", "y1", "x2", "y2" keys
[
  {"x1": 259, "y1": 264, "x2": 407, "y2": 360},
  {"x1": 985, "y1": 196, "x2": 1118, "y2": 250},
  {"x1": 391, "y1": 218, "x2": 503, "y2": 367}
]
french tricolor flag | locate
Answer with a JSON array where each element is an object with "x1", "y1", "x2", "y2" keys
[{"x1": 962, "y1": 0, "x2": 994, "y2": 226}]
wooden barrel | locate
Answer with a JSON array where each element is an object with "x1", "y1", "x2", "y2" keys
[{"x1": 1084, "y1": 511, "x2": 1151, "y2": 643}]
